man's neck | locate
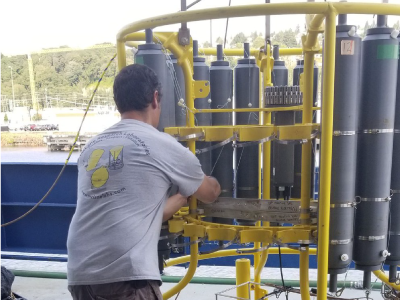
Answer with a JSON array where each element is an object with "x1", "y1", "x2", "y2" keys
[{"x1": 120, "y1": 110, "x2": 155, "y2": 127}]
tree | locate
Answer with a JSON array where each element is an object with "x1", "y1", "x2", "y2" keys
[
  {"x1": 230, "y1": 32, "x2": 247, "y2": 48},
  {"x1": 251, "y1": 36, "x2": 265, "y2": 49},
  {"x1": 4, "y1": 113, "x2": 8, "y2": 122},
  {"x1": 271, "y1": 29, "x2": 299, "y2": 48},
  {"x1": 203, "y1": 41, "x2": 212, "y2": 48},
  {"x1": 360, "y1": 19, "x2": 377, "y2": 38},
  {"x1": 215, "y1": 36, "x2": 223, "y2": 45},
  {"x1": 393, "y1": 20, "x2": 400, "y2": 30}
]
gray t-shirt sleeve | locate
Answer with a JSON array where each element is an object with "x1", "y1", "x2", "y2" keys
[{"x1": 156, "y1": 135, "x2": 205, "y2": 197}]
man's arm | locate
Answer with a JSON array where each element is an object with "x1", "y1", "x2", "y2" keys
[
  {"x1": 163, "y1": 193, "x2": 188, "y2": 222},
  {"x1": 193, "y1": 175, "x2": 221, "y2": 204}
]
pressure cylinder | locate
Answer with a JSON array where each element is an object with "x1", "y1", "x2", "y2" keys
[
  {"x1": 210, "y1": 44, "x2": 233, "y2": 224},
  {"x1": 235, "y1": 43, "x2": 259, "y2": 198},
  {"x1": 269, "y1": 45, "x2": 294, "y2": 200},
  {"x1": 170, "y1": 54, "x2": 186, "y2": 127},
  {"x1": 385, "y1": 33, "x2": 400, "y2": 283},
  {"x1": 292, "y1": 59, "x2": 319, "y2": 199},
  {"x1": 193, "y1": 40, "x2": 212, "y2": 176},
  {"x1": 135, "y1": 29, "x2": 175, "y2": 131},
  {"x1": 354, "y1": 18, "x2": 399, "y2": 286},
  {"x1": 234, "y1": 43, "x2": 259, "y2": 226},
  {"x1": 328, "y1": 19, "x2": 362, "y2": 293}
]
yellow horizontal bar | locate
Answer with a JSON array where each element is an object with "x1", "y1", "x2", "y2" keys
[
  {"x1": 334, "y1": 2, "x2": 400, "y2": 16},
  {"x1": 165, "y1": 124, "x2": 319, "y2": 142},
  {"x1": 165, "y1": 247, "x2": 317, "y2": 268},
  {"x1": 117, "y1": 3, "x2": 330, "y2": 41},
  {"x1": 117, "y1": 3, "x2": 400, "y2": 42},
  {"x1": 186, "y1": 215, "x2": 316, "y2": 231},
  {"x1": 195, "y1": 106, "x2": 304, "y2": 113},
  {"x1": 199, "y1": 48, "x2": 259, "y2": 56}
]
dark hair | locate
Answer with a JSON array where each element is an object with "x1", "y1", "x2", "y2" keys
[{"x1": 113, "y1": 64, "x2": 162, "y2": 113}]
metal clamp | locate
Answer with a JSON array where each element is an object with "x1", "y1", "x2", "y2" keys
[
  {"x1": 176, "y1": 132, "x2": 204, "y2": 141},
  {"x1": 330, "y1": 203, "x2": 356, "y2": 208},
  {"x1": 333, "y1": 130, "x2": 357, "y2": 136},
  {"x1": 195, "y1": 135, "x2": 235, "y2": 154},
  {"x1": 357, "y1": 235, "x2": 386, "y2": 241},
  {"x1": 234, "y1": 133, "x2": 275, "y2": 148},
  {"x1": 359, "y1": 197, "x2": 391, "y2": 202},
  {"x1": 389, "y1": 231, "x2": 400, "y2": 236},
  {"x1": 391, "y1": 190, "x2": 400, "y2": 194},
  {"x1": 236, "y1": 244, "x2": 271, "y2": 254},
  {"x1": 276, "y1": 138, "x2": 308, "y2": 145},
  {"x1": 159, "y1": 231, "x2": 183, "y2": 241},
  {"x1": 170, "y1": 236, "x2": 206, "y2": 248},
  {"x1": 394, "y1": 129, "x2": 400, "y2": 134},
  {"x1": 237, "y1": 187, "x2": 257, "y2": 191},
  {"x1": 360, "y1": 129, "x2": 394, "y2": 134},
  {"x1": 199, "y1": 236, "x2": 239, "y2": 255},
  {"x1": 276, "y1": 129, "x2": 319, "y2": 145},
  {"x1": 330, "y1": 238, "x2": 352, "y2": 245}
]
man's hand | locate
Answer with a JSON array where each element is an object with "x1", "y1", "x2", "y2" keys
[{"x1": 163, "y1": 193, "x2": 188, "y2": 222}]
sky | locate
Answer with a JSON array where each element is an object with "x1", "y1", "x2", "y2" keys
[{"x1": 0, "y1": 0, "x2": 399, "y2": 56}]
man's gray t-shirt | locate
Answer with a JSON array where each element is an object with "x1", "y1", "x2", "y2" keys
[{"x1": 67, "y1": 119, "x2": 204, "y2": 285}]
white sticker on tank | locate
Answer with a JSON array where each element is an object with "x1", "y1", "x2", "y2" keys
[{"x1": 341, "y1": 40, "x2": 355, "y2": 55}]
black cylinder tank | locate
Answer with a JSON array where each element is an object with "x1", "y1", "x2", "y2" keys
[
  {"x1": 210, "y1": 45, "x2": 233, "y2": 224},
  {"x1": 193, "y1": 40, "x2": 212, "y2": 176},
  {"x1": 328, "y1": 21, "x2": 362, "y2": 292},
  {"x1": 234, "y1": 43, "x2": 259, "y2": 199},
  {"x1": 354, "y1": 22, "x2": 399, "y2": 280},
  {"x1": 292, "y1": 60, "x2": 319, "y2": 199},
  {"x1": 135, "y1": 29, "x2": 175, "y2": 131},
  {"x1": 270, "y1": 50, "x2": 295, "y2": 199},
  {"x1": 234, "y1": 43, "x2": 259, "y2": 226},
  {"x1": 170, "y1": 54, "x2": 186, "y2": 127},
  {"x1": 385, "y1": 33, "x2": 400, "y2": 283}
]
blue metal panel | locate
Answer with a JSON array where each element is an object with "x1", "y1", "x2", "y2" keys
[{"x1": 1, "y1": 163, "x2": 78, "y2": 253}]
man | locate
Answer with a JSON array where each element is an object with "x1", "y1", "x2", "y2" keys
[{"x1": 67, "y1": 64, "x2": 221, "y2": 300}]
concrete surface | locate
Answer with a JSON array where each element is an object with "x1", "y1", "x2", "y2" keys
[{"x1": 11, "y1": 276, "x2": 385, "y2": 300}]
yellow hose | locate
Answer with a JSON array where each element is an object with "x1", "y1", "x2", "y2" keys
[
  {"x1": 373, "y1": 270, "x2": 400, "y2": 291},
  {"x1": 162, "y1": 236, "x2": 199, "y2": 299}
]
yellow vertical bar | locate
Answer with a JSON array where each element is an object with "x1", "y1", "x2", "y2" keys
[
  {"x1": 317, "y1": 8, "x2": 336, "y2": 300},
  {"x1": 162, "y1": 40, "x2": 199, "y2": 300},
  {"x1": 117, "y1": 41, "x2": 127, "y2": 70},
  {"x1": 181, "y1": 59, "x2": 197, "y2": 212},
  {"x1": 263, "y1": 43, "x2": 272, "y2": 201},
  {"x1": 300, "y1": 247, "x2": 311, "y2": 300},
  {"x1": 300, "y1": 52, "x2": 314, "y2": 224},
  {"x1": 259, "y1": 68, "x2": 263, "y2": 199},
  {"x1": 236, "y1": 258, "x2": 251, "y2": 299}
]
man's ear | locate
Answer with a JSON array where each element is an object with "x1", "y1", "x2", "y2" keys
[{"x1": 151, "y1": 90, "x2": 159, "y2": 109}]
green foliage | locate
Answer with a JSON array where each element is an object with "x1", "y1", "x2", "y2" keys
[
  {"x1": 203, "y1": 41, "x2": 212, "y2": 48},
  {"x1": 359, "y1": 19, "x2": 377, "y2": 38},
  {"x1": 32, "y1": 113, "x2": 42, "y2": 121},
  {"x1": 4, "y1": 113, "x2": 8, "y2": 122},
  {"x1": 215, "y1": 37, "x2": 223, "y2": 45},
  {"x1": 271, "y1": 29, "x2": 299, "y2": 48},
  {"x1": 1, "y1": 46, "x2": 118, "y2": 101},
  {"x1": 230, "y1": 32, "x2": 247, "y2": 48},
  {"x1": 393, "y1": 20, "x2": 400, "y2": 30}
]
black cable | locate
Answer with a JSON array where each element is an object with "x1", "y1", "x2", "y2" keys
[
  {"x1": 223, "y1": 0, "x2": 232, "y2": 49},
  {"x1": 278, "y1": 245, "x2": 289, "y2": 300}
]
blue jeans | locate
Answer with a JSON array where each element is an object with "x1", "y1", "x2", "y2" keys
[{"x1": 68, "y1": 280, "x2": 162, "y2": 300}]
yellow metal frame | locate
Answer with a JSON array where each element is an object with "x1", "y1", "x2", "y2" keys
[{"x1": 116, "y1": 2, "x2": 400, "y2": 299}]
